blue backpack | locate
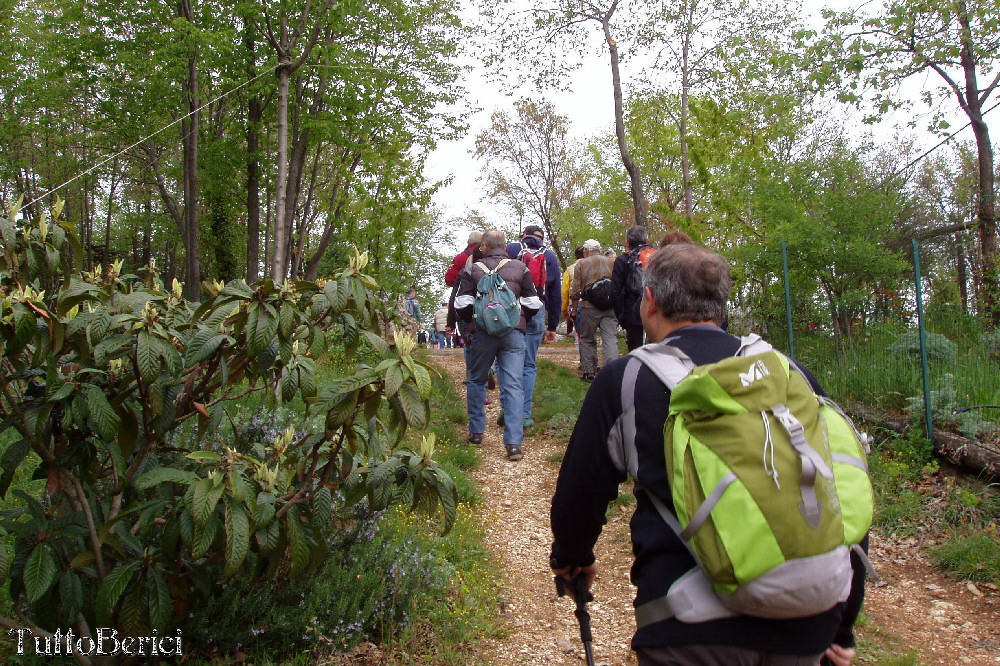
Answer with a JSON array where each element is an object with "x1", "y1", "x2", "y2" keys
[{"x1": 473, "y1": 259, "x2": 521, "y2": 336}]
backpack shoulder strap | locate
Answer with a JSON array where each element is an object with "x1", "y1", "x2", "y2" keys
[
  {"x1": 496, "y1": 258, "x2": 510, "y2": 270},
  {"x1": 735, "y1": 333, "x2": 771, "y2": 356},
  {"x1": 619, "y1": 350, "x2": 739, "y2": 628},
  {"x1": 617, "y1": 346, "x2": 697, "y2": 478},
  {"x1": 474, "y1": 261, "x2": 490, "y2": 274},
  {"x1": 628, "y1": 344, "x2": 698, "y2": 390}
]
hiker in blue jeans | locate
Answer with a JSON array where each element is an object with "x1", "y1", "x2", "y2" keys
[
  {"x1": 465, "y1": 329, "x2": 525, "y2": 453},
  {"x1": 501, "y1": 225, "x2": 561, "y2": 429},
  {"x1": 454, "y1": 230, "x2": 541, "y2": 461}
]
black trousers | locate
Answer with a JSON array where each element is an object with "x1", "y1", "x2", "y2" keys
[
  {"x1": 636, "y1": 645, "x2": 824, "y2": 666},
  {"x1": 625, "y1": 322, "x2": 645, "y2": 351}
]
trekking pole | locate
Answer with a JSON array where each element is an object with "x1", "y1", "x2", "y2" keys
[{"x1": 555, "y1": 573, "x2": 596, "y2": 666}]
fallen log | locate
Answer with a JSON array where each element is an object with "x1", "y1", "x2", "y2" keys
[{"x1": 845, "y1": 402, "x2": 1000, "y2": 478}]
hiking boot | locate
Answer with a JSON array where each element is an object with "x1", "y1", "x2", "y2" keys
[
  {"x1": 506, "y1": 445, "x2": 523, "y2": 461},
  {"x1": 467, "y1": 432, "x2": 483, "y2": 445},
  {"x1": 497, "y1": 409, "x2": 504, "y2": 426},
  {"x1": 523, "y1": 417, "x2": 535, "y2": 428}
]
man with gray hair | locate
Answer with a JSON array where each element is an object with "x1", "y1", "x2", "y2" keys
[
  {"x1": 551, "y1": 243, "x2": 865, "y2": 666},
  {"x1": 454, "y1": 230, "x2": 541, "y2": 460},
  {"x1": 445, "y1": 230, "x2": 484, "y2": 287}
]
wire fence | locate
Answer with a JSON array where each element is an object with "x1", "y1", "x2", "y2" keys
[{"x1": 735, "y1": 240, "x2": 1000, "y2": 453}]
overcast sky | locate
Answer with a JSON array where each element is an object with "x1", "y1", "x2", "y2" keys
[{"x1": 422, "y1": 0, "x2": 973, "y2": 259}]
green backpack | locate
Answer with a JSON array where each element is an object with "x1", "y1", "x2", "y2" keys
[
  {"x1": 472, "y1": 259, "x2": 521, "y2": 337},
  {"x1": 620, "y1": 336, "x2": 875, "y2": 626}
]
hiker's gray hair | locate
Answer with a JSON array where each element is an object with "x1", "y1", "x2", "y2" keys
[
  {"x1": 468, "y1": 231, "x2": 483, "y2": 244},
  {"x1": 644, "y1": 244, "x2": 730, "y2": 323},
  {"x1": 626, "y1": 225, "x2": 648, "y2": 248},
  {"x1": 482, "y1": 229, "x2": 506, "y2": 250}
]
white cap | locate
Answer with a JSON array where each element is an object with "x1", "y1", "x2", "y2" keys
[{"x1": 583, "y1": 239, "x2": 602, "y2": 252}]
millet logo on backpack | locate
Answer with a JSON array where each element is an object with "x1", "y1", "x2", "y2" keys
[{"x1": 739, "y1": 360, "x2": 770, "y2": 387}]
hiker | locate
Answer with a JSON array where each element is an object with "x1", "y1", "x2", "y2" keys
[
  {"x1": 445, "y1": 231, "x2": 483, "y2": 287},
  {"x1": 561, "y1": 246, "x2": 585, "y2": 337},
  {"x1": 405, "y1": 288, "x2": 422, "y2": 324},
  {"x1": 433, "y1": 302, "x2": 451, "y2": 349},
  {"x1": 562, "y1": 245, "x2": 586, "y2": 370},
  {"x1": 659, "y1": 230, "x2": 693, "y2": 248},
  {"x1": 612, "y1": 225, "x2": 655, "y2": 351},
  {"x1": 570, "y1": 239, "x2": 619, "y2": 382},
  {"x1": 448, "y1": 244, "x2": 495, "y2": 406},
  {"x1": 502, "y1": 225, "x2": 561, "y2": 429},
  {"x1": 454, "y1": 230, "x2": 541, "y2": 460},
  {"x1": 550, "y1": 243, "x2": 867, "y2": 666}
]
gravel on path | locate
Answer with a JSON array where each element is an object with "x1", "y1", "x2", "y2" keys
[{"x1": 427, "y1": 345, "x2": 1000, "y2": 666}]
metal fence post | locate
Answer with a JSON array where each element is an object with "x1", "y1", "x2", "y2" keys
[
  {"x1": 913, "y1": 239, "x2": 934, "y2": 441},
  {"x1": 782, "y1": 240, "x2": 795, "y2": 360}
]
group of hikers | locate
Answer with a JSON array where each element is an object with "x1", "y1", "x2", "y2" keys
[
  {"x1": 433, "y1": 224, "x2": 666, "y2": 460},
  {"x1": 414, "y1": 227, "x2": 869, "y2": 666}
]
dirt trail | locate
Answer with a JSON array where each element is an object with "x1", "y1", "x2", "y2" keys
[{"x1": 428, "y1": 345, "x2": 1000, "y2": 666}]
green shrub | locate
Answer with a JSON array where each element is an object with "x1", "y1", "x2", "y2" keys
[
  {"x1": 0, "y1": 201, "x2": 456, "y2": 658},
  {"x1": 887, "y1": 330, "x2": 957, "y2": 364},
  {"x1": 980, "y1": 328, "x2": 1000, "y2": 360},
  {"x1": 184, "y1": 501, "x2": 447, "y2": 659},
  {"x1": 905, "y1": 374, "x2": 1000, "y2": 439}
]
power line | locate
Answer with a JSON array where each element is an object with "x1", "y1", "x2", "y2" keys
[
  {"x1": 25, "y1": 67, "x2": 276, "y2": 210},
  {"x1": 894, "y1": 99, "x2": 1000, "y2": 176},
  {"x1": 22, "y1": 60, "x2": 404, "y2": 212}
]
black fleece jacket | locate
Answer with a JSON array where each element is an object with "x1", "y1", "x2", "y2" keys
[{"x1": 550, "y1": 325, "x2": 866, "y2": 654}]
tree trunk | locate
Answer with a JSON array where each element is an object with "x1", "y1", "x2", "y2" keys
[
  {"x1": 264, "y1": 179, "x2": 272, "y2": 273},
  {"x1": 956, "y1": 231, "x2": 969, "y2": 314},
  {"x1": 958, "y1": 1, "x2": 998, "y2": 324},
  {"x1": 180, "y1": 0, "x2": 201, "y2": 301},
  {"x1": 83, "y1": 176, "x2": 93, "y2": 270},
  {"x1": 290, "y1": 143, "x2": 322, "y2": 278},
  {"x1": 280, "y1": 119, "x2": 311, "y2": 278},
  {"x1": 244, "y1": 21, "x2": 262, "y2": 284},
  {"x1": 103, "y1": 162, "x2": 119, "y2": 271},
  {"x1": 969, "y1": 112, "x2": 997, "y2": 322},
  {"x1": 539, "y1": 216, "x2": 567, "y2": 269},
  {"x1": 210, "y1": 191, "x2": 239, "y2": 281},
  {"x1": 142, "y1": 197, "x2": 152, "y2": 268},
  {"x1": 270, "y1": 57, "x2": 292, "y2": 282},
  {"x1": 262, "y1": 1, "x2": 333, "y2": 283},
  {"x1": 281, "y1": 66, "x2": 329, "y2": 277},
  {"x1": 303, "y1": 152, "x2": 362, "y2": 280},
  {"x1": 602, "y1": 3, "x2": 646, "y2": 227},
  {"x1": 679, "y1": 2, "x2": 694, "y2": 219}
]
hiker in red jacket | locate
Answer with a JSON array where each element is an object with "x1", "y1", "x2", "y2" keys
[{"x1": 445, "y1": 231, "x2": 483, "y2": 287}]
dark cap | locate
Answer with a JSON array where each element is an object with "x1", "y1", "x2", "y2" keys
[{"x1": 523, "y1": 225, "x2": 544, "y2": 240}]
